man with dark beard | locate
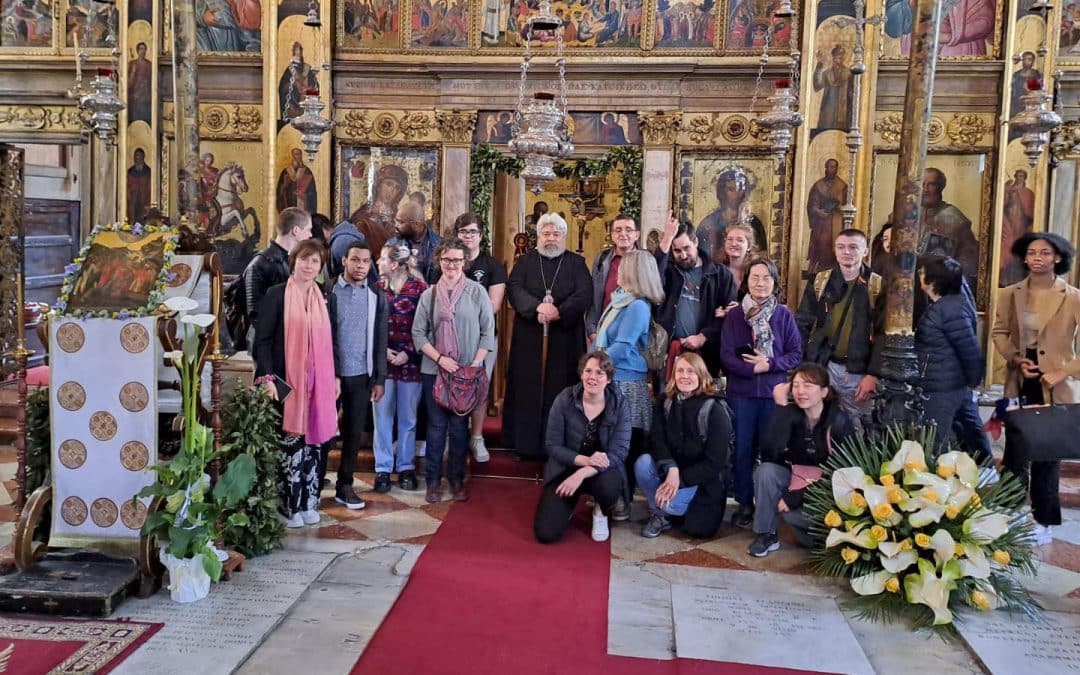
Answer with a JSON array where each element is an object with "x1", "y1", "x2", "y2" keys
[
  {"x1": 393, "y1": 200, "x2": 442, "y2": 282},
  {"x1": 656, "y1": 220, "x2": 737, "y2": 374},
  {"x1": 503, "y1": 213, "x2": 593, "y2": 460}
]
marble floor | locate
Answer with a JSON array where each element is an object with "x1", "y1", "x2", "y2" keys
[{"x1": 2, "y1": 446, "x2": 1080, "y2": 674}]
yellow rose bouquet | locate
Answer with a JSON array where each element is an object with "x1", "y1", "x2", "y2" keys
[{"x1": 803, "y1": 426, "x2": 1039, "y2": 635}]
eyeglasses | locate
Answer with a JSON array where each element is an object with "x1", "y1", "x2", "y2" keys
[
  {"x1": 457, "y1": 228, "x2": 481, "y2": 236},
  {"x1": 440, "y1": 257, "x2": 465, "y2": 266}
]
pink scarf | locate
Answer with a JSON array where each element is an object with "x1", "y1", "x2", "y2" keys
[
  {"x1": 283, "y1": 277, "x2": 337, "y2": 445},
  {"x1": 434, "y1": 273, "x2": 467, "y2": 362}
]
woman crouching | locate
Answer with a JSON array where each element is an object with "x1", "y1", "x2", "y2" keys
[
  {"x1": 534, "y1": 351, "x2": 630, "y2": 544},
  {"x1": 634, "y1": 352, "x2": 732, "y2": 539}
]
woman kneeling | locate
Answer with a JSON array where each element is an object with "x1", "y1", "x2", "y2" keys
[
  {"x1": 748, "y1": 363, "x2": 855, "y2": 557},
  {"x1": 534, "y1": 351, "x2": 631, "y2": 544},
  {"x1": 635, "y1": 352, "x2": 732, "y2": 539}
]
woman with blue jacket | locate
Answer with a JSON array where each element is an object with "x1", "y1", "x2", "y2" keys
[
  {"x1": 916, "y1": 256, "x2": 991, "y2": 460},
  {"x1": 593, "y1": 249, "x2": 665, "y2": 516}
]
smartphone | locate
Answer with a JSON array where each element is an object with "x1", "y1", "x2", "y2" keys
[
  {"x1": 735, "y1": 344, "x2": 756, "y2": 358},
  {"x1": 272, "y1": 378, "x2": 293, "y2": 403}
]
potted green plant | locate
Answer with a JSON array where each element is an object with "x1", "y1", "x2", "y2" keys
[{"x1": 137, "y1": 297, "x2": 256, "y2": 603}]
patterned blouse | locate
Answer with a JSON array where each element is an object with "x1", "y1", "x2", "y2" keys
[{"x1": 378, "y1": 275, "x2": 428, "y2": 383}]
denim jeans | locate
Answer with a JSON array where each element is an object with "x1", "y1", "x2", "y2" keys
[
  {"x1": 373, "y1": 378, "x2": 423, "y2": 475},
  {"x1": 728, "y1": 396, "x2": 775, "y2": 506},
  {"x1": 422, "y1": 374, "x2": 469, "y2": 485},
  {"x1": 753, "y1": 462, "x2": 814, "y2": 546},
  {"x1": 633, "y1": 454, "x2": 698, "y2": 517},
  {"x1": 827, "y1": 361, "x2": 872, "y2": 430}
]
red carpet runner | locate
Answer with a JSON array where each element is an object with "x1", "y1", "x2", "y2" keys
[{"x1": 352, "y1": 478, "x2": 803, "y2": 675}]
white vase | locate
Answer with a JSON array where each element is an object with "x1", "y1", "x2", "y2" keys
[{"x1": 160, "y1": 549, "x2": 211, "y2": 603}]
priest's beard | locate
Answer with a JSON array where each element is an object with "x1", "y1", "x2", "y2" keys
[{"x1": 539, "y1": 241, "x2": 566, "y2": 259}]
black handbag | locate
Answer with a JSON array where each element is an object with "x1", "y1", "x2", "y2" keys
[{"x1": 1003, "y1": 391, "x2": 1080, "y2": 462}]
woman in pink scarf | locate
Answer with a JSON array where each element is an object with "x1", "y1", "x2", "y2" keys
[
  {"x1": 253, "y1": 239, "x2": 339, "y2": 529},
  {"x1": 412, "y1": 239, "x2": 496, "y2": 504}
]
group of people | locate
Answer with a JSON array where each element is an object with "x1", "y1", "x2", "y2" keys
[{"x1": 242, "y1": 203, "x2": 1080, "y2": 557}]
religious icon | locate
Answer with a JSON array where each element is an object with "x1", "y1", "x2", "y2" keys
[
  {"x1": 338, "y1": 145, "x2": 441, "y2": 229},
  {"x1": 130, "y1": 0, "x2": 153, "y2": 22},
  {"x1": 276, "y1": 147, "x2": 318, "y2": 214},
  {"x1": 656, "y1": 0, "x2": 716, "y2": 49},
  {"x1": 1000, "y1": 168, "x2": 1035, "y2": 287},
  {"x1": 474, "y1": 111, "x2": 514, "y2": 144},
  {"x1": 65, "y1": 0, "x2": 116, "y2": 48},
  {"x1": 725, "y1": 0, "x2": 790, "y2": 51},
  {"x1": 882, "y1": 0, "x2": 998, "y2": 58},
  {"x1": 277, "y1": 41, "x2": 319, "y2": 129},
  {"x1": 127, "y1": 41, "x2": 153, "y2": 125},
  {"x1": 66, "y1": 228, "x2": 171, "y2": 313},
  {"x1": 805, "y1": 158, "x2": 848, "y2": 274},
  {"x1": 1008, "y1": 51, "x2": 1043, "y2": 140},
  {"x1": 1, "y1": 0, "x2": 52, "y2": 48},
  {"x1": 411, "y1": 0, "x2": 469, "y2": 48},
  {"x1": 677, "y1": 152, "x2": 778, "y2": 262},
  {"x1": 126, "y1": 148, "x2": 152, "y2": 225},
  {"x1": 812, "y1": 44, "x2": 854, "y2": 133},
  {"x1": 341, "y1": 0, "x2": 400, "y2": 50},
  {"x1": 485, "y1": 0, "x2": 644, "y2": 48},
  {"x1": 195, "y1": 0, "x2": 262, "y2": 53}
]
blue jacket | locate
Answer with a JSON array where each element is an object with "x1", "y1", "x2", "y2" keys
[
  {"x1": 596, "y1": 298, "x2": 650, "y2": 381},
  {"x1": 542, "y1": 383, "x2": 631, "y2": 486},
  {"x1": 719, "y1": 303, "x2": 803, "y2": 399},
  {"x1": 916, "y1": 292, "x2": 984, "y2": 393}
]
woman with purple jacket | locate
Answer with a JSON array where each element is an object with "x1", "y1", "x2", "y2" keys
[{"x1": 719, "y1": 257, "x2": 803, "y2": 528}]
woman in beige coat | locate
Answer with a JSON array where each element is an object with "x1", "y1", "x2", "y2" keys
[{"x1": 992, "y1": 232, "x2": 1080, "y2": 545}]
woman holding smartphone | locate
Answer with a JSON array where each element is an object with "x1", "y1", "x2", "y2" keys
[{"x1": 719, "y1": 258, "x2": 803, "y2": 529}]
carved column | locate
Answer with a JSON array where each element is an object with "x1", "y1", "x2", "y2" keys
[
  {"x1": 171, "y1": 0, "x2": 200, "y2": 219},
  {"x1": 436, "y1": 110, "x2": 478, "y2": 234},
  {"x1": 638, "y1": 112, "x2": 681, "y2": 235},
  {"x1": 876, "y1": 0, "x2": 945, "y2": 425}
]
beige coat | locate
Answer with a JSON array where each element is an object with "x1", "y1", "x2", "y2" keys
[{"x1": 992, "y1": 276, "x2": 1080, "y2": 403}]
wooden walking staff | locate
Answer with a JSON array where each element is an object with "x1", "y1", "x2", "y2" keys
[
  {"x1": 540, "y1": 289, "x2": 553, "y2": 391},
  {"x1": 874, "y1": 0, "x2": 945, "y2": 426},
  {"x1": 170, "y1": 0, "x2": 201, "y2": 221}
]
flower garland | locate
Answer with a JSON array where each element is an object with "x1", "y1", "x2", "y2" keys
[
  {"x1": 803, "y1": 426, "x2": 1039, "y2": 636},
  {"x1": 55, "y1": 221, "x2": 180, "y2": 319},
  {"x1": 468, "y1": 144, "x2": 645, "y2": 251}
]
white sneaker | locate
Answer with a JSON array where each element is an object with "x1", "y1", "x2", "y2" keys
[
  {"x1": 415, "y1": 441, "x2": 426, "y2": 458},
  {"x1": 283, "y1": 512, "x2": 304, "y2": 528},
  {"x1": 300, "y1": 510, "x2": 321, "y2": 525},
  {"x1": 471, "y1": 436, "x2": 490, "y2": 462},
  {"x1": 1032, "y1": 523, "x2": 1054, "y2": 546},
  {"x1": 591, "y1": 505, "x2": 610, "y2": 542}
]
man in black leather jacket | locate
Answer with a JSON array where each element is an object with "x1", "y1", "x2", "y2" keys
[{"x1": 243, "y1": 207, "x2": 313, "y2": 345}]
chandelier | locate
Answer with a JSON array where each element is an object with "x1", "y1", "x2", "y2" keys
[
  {"x1": 290, "y1": 87, "x2": 334, "y2": 162},
  {"x1": 749, "y1": 8, "x2": 803, "y2": 157},
  {"x1": 1010, "y1": 78, "x2": 1061, "y2": 166},
  {"x1": 508, "y1": 0, "x2": 574, "y2": 193},
  {"x1": 67, "y1": 3, "x2": 124, "y2": 143}
]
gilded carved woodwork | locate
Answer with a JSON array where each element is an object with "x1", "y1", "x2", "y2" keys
[
  {"x1": 1051, "y1": 120, "x2": 1080, "y2": 160},
  {"x1": 161, "y1": 104, "x2": 264, "y2": 141},
  {"x1": 0, "y1": 106, "x2": 84, "y2": 133},
  {"x1": 874, "y1": 113, "x2": 950, "y2": 145},
  {"x1": 435, "y1": 110, "x2": 478, "y2": 145},
  {"x1": 677, "y1": 113, "x2": 767, "y2": 148},
  {"x1": 0, "y1": 145, "x2": 24, "y2": 380},
  {"x1": 334, "y1": 109, "x2": 475, "y2": 144},
  {"x1": 945, "y1": 113, "x2": 993, "y2": 147},
  {"x1": 638, "y1": 111, "x2": 682, "y2": 146}
]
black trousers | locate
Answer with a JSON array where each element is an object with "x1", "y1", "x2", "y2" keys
[
  {"x1": 1003, "y1": 351, "x2": 1061, "y2": 525},
  {"x1": 336, "y1": 374, "x2": 372, "y2": 491},
  {"x1": 534, "y1": 467, "x2": 624, "y2": 544}
]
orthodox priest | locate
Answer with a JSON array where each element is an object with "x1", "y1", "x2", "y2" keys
[{"x1": 503, "y1": 212, "x2": 592, "y2": 460}]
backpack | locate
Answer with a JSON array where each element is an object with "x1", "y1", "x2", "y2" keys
[
  {"x1": 222, "y1": 251, "x2": 267, "y2": 352},
  {"x1": 663, "y1": 395, "x2": 735, "y2": 453},
  {"x1": 640, "y1": 319, "x2": 670, "y2": 374},
  {"x1": 222, "y1": 273, "x2": 250, "y2": 351}
]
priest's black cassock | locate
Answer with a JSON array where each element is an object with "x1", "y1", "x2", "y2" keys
[{"x1": 502, "y1": 249, "x2": 592, "y2": 459}]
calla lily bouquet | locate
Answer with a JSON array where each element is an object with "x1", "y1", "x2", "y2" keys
[
  {"x1": 803, "y1": 426, "x2": 1039, "y2": 637},
  {"x1": 137, "y1": 296, "x2": 255, "y2": 583}
]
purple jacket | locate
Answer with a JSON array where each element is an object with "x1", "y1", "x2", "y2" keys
[{"x1": 719, "y1": 303, "x2": 803, "y2": 399}]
